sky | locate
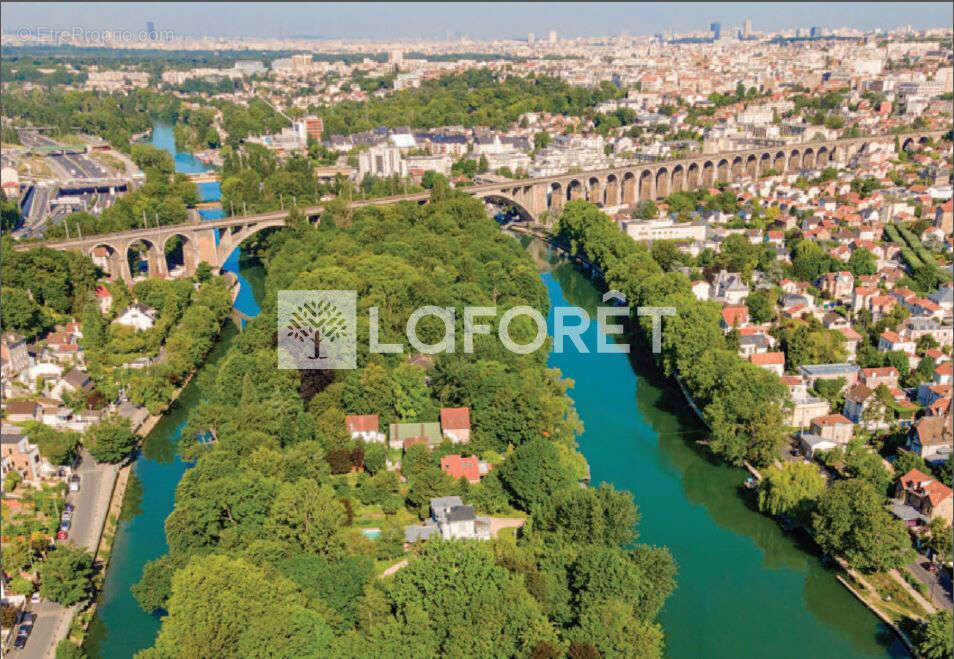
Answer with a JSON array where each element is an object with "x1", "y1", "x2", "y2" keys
[{"x1": 1, "y1": 2, "x2": 951, "y2": 41}]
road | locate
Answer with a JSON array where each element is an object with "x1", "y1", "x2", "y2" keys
[
  {"x1": 13, "y1": 451, "x2": 118, "y2": 659},
  {"x1": 906, "y1": 554, "x2": 954, "y2": 612}
]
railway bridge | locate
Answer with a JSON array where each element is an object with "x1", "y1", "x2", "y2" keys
[{"x1": 15, "y1": 130, "x2": 945, "y2": 285}]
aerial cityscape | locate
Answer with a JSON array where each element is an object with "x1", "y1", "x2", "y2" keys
[{"x1": 0, "y1": 2, "x2": 952, "y2": 658}]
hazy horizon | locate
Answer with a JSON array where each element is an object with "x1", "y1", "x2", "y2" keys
[{"x1": 1, "y1": 2, "x2": 951, "y2": 41}]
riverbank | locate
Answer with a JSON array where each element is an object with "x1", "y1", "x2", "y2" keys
[
  {"x1": 82, "y1": 121, "x2": 264, "y2": 658},
  {"x1": 533, "y1": 237, "x2": 905, "y2": 658},
  {"x1": 528, "y1": 226, "x2": 931, "y2": 653}
]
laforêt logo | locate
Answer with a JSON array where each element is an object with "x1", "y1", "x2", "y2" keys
[
  {"x1": 278, "y1": 290, "x2": 357, "y2": 369},
  {"x1": 278, "y1": 288, "x2": 674, "y2": 369}
]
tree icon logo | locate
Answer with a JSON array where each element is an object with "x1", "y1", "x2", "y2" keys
[{"x1": 278, "y1": 290, "x2": 357, "y2": 369}]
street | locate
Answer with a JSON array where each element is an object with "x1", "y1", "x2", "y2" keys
[
  {"x1": 13, "y1": 451, "x2": 118, "y2": 659},
  {"x1": 906, "y1": 553, "x2": 954, "y2": 612}
]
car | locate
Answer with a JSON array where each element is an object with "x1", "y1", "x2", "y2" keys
[
  {"x1": 22, "y1": 612, "x2": 35, "y2": 624},
  {"x1": 56, "y1": 529, "x2": 68, "y2": 540},
  {"x1": 13, "y1": 635, "x2": 26, "y2": 649},
  {"x1": 69, "y1": 475, "x2": 80, "y2": 492},
  {"x1": 61, "y1": 510, "x2": 72, "y2": 521},
  {"x1": 64, "y1": 503, "x2": 75, "y2": 512},
  {"x1": 59, "y1": 520, "x2": 71, "y2": 531},
  {"x1": 31, "y1": 592, "x2": 40, "y2": 604}
]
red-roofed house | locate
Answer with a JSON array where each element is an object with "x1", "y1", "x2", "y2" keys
[
  {"x1": 749, "y1": 351, "x2": 785, "y2": 376},
  {"x1": 346, "y1": 415, "x2": 384, "y2": 443},
  {"x1": 869, "y1": 295, "x2": 897, "y2": 321},
  {"x1": 838, "y1": 326, "x2": 862, "y2": 359},
  {"x1": 440, "y1": 454, "x2": 485, "y2": 483},
  {"x1": 935, "y1": 362, "x2": 953, "y2": 386},
  {"x1": 860, "y1": 366, "x2": 900, "y2": 389},
  {"x1": 852, "y1": 287, "x2": 878, "y2": 313},
  {"x1": 94, "y1": 286, "x2": 113, "y2": 314},
  {"x1": 720, "y1": 305, "x2": 749, "y2": 331},
  {"x1": 818, "y1": 271, "x2": 854, "y2": 300},
  {"x1": 895, "y1": 468, "x2": 953, "y2": 523},
  {"x1": 878, "y1": 331, "x2": 914, "y2": 355},
  {"x1": 440, "y1": 407, "x2": 471, "y2": 444}
]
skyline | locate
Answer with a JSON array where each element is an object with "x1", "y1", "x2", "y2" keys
[{"x1": 1, "y1": 2, "x2": 952, "y2": 41}]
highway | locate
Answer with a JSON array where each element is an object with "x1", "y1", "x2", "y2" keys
[{"x1": 50, "y1": 153, "x2": 110, "y2": 180}]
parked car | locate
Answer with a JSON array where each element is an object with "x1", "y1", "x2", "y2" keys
[
  {"x1": 56, "y1": 529, "x2": 68, "y2": 540},
  {"x1": 13, "y1": 635, "x2": 27, "y2": 649},
  {"x1": 17, "y1": 623, "x2": 32, "y2": 637},
  {"x1": 61, "y1": 510, "x2": 72, "y2": 522},
  {"x1": 31, "y1": 592, "x2": 40, "y2": 604},
  {"x1": 64, "y1": 503, "x2": 75, "y2": 513},
  {"x1": 69, "y1": 475, "x2": 80, "y2": 492},
  {"x1": 59, "y1": 520, "x2": 71, "y2": 531}
]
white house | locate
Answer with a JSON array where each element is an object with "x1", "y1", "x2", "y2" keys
[{"x1": 113, "y1": 303, "x2": 157, "y2": 332}]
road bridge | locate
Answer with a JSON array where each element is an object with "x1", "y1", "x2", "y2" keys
[{"x1": 15, "y1": 130, "x2": 946, "y2": 286}]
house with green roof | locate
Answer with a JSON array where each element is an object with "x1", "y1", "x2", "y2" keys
[{"x1": 388, "y1": 421, "x2": 442, "y2": 451}]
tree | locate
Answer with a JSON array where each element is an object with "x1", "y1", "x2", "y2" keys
[
  {"x1": 570, "y1": 598, "x2": 664, "y2": 658},
  {"x1": 757, "y1": 462, "x2": 826, "y2": 523},
  {"x1": 915, "y1": 611, "x2": 953, "y2": 659},
  {"x1": 746, "y1": 288, "x2": 778, "y2": 324},
  {"x1": 86, "y1": 415, "x2": 137, "y2": 463},
  {"x1": 477, "y1": 154, "x2": 489, "y2": 174},
  {"x1": 385, "y1": 540, "x2": 555, "y2": 657},
  {"x1": 812, "y1": 479, "x2": 915, "y2": 572},
  {"x1": 927, "y1": 517, "x2": 952, "y2": 566},
  {"x1": 893, "y1": 450, "x2": 930, "y2": 479},
  {"x1": 496, "y1": 438, "x2": 578, "y2": 512},
  {"x1": 54, "y1": 640, "x2": 87, "y2": 659},
  {"x1": 363, "y1": 442, "x2": 388, "y2": 475},
  {"x1": 146, "y1": 554, "x2": 334, "y2": 658},
  {"x1": 791, "y1": 239, "x2": 832, "y2": 282},
  {"x1": 534, "y1": 483, "x2": 638, "y2": 548},
  {"x1": 631, "y1": 200, "x2": 658, "y2": 220},
  {"x1": 38, "y1": 543, "x2": 95, "y2": 605},
  {"x1": 846, "y1": 248, "x2": 877, "y2": 277},
  {"x1": 265, "y1": 479, "x2": 346, "y2": 557},
  {"x1": 534, "y1": 131, "x2": 551, "y2": 150}
]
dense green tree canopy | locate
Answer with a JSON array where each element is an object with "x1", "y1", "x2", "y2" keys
[{"x1": 38, "y1": 543, "x2": 95, "y2": 605}]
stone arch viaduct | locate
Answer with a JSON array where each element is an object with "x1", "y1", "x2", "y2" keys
[{"x1": 15, "y1": 131, "x2": 945, "y2": 285}]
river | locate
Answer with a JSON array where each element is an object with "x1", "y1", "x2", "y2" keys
[
  {"x1": 86, "y1": 132, "x2": 899, "y2": 657},
  {"x1": 533, "y1": 241, "x2": 903, "y2": 659},
  {"x1": 83, "y1": 123, "x2": 264, "y2": 657}
]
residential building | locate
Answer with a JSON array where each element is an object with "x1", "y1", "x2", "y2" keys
[
  {"x1": 404, "y1": 495, "x2": 491, "y2": 543},
  {"x1": 749, "y1": 351, "x2": 785, "y2": 376},
  {"x1": 358, "y1": 145, "x2": 407, "y2": 179},
  {"x1": 860, "y1": 366, "x2": 899, "y2": 389},
  {"x1": 799, "y1": 432, "x2": 838, "y2": 459},
  {"x1": 798, "y1": 363, "x2": 859, "y2": 388},
  {"x1": 113, "y1": 303, "x2": 157, "y2": 332},
  {"x1": 389, "y1": 421, "x2": 442, "y2": 451},
  {"x1": 439, "y1": 407, "x2": 471, "y2": 444},
  {"x1": 440, "y1": 454, "x2": 489, "y2": 483},
  {"x1": 789, "y1": 396, "x2": 831, "y2": 429},
  {"x1": 0, "y1": 431, "x2": 42, "y2": 482},
  {"x1": 894, "y1": 468, "x2": 953, "y2": 524},
  {"x1": 345, "y1": 415, "x2": 385, "y2": 443},
  {"x1": 1, "y1": 333, "x2": 30, "y2": 377},
  {"x1": 809, "y1": 413, "x2": 854, "y2": 444},
  {"x1": 907, "y1": 415, "x2": 953, "y2": 465}
]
